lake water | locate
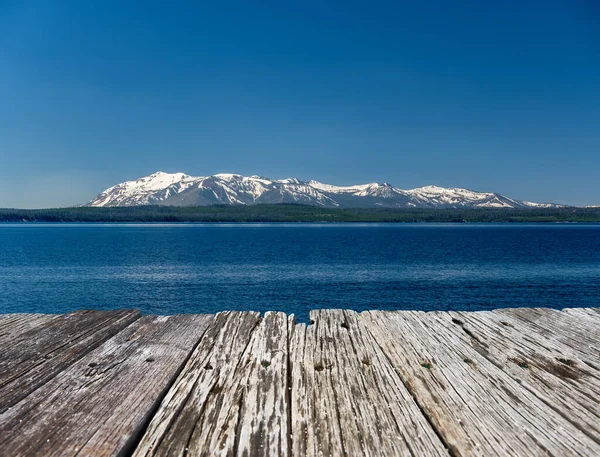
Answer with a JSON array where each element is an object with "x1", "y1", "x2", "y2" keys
[{"x1": 0, "y1": 223, "x2": 598, "y2": 322}]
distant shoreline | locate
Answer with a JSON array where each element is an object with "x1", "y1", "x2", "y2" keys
[{"x1": 1, "y1": 204, "x2": 600, "y2": 223}]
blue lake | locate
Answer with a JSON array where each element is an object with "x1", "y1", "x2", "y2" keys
[{"x1": 0, "y1": 223, "x2": 598, "y2": 322}]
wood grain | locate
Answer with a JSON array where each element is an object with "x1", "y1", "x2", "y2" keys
[
  {"x1": 0, "y1": 314, "x2": 212, "y2": 457},
  {"x1": 0, "y1": 308, "x2": 598, "y2": 456},
  {"x1": 360, "y1": 310, "x2": 600, "y2": 456},
  {"x1": 0, "y1": 309, "x2": 141, "y2": 413},
  {"x1": 0, "y1": 313, "x2": 58, "y2": 347},
  {"x1": 133, "y1": 311, "x2": 262, "y2": 457},
  {"x1": 290, "y1": 309, "x2": 449, "y2": 457},
  {"x1": 234, "y1": 311, "x2": 289, "y2": 457},
  {"x1": 446, "y1": 310, "x2": 600, "y2": 443},
  {"x1": 496, "y1": 307, "x2": 600, "y2": 360}
]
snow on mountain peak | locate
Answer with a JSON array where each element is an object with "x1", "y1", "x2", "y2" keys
[
  {"x1": 306, "y1": 180, "x2": 382, "y2": 194},
  {"x1": 213, "y1": 173, "x2": 242, "y2": 180},
  {"x1": 138, "y1": 171, "x2": 191, "y2": 187},
  {"x1": 88, "y1": 171, "x2": 563, "y2": 209},
  {"x1": 277, "y1": 177, "x2": 301, "y2": 184}
]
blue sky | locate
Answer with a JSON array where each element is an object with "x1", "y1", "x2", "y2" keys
[{"x1": 1, "y1": 0, "x2": 599, "y2": 207}]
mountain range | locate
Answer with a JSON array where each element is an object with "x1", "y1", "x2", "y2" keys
[{"x1": 88, "y1": 172, "x2": 562, "y2": 209}]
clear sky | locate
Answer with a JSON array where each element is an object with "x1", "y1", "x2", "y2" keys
[{"x1": 1, "y1": 0, "x2": 599, "y2": 208}]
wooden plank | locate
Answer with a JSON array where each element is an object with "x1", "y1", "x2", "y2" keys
[
  {"x1": 451, "y1": 309, "x2": 600, "y2": 382},
  {"x1": 289, "y1": 315, "x2": 343, "y2": 457},
  {"x1": 564, "y1": 307, "x2": 600, "y2": 317},
  {"x1": 496, "y1": 308, "x2": 600, "y2": 360},
  {"x1": 133, "y1": 311, "x2": 262, "y2": 457},
  {"x1": 234, "y1": 311, "x2": 289, "y2": 457},
  {"x1": 290, "y1": 309, "x2": 449, "y2": 457},
  {"x1": 444, "y1": 310, "x2": 600, "y2": 443},
  {"x1": 563, "y1": 307, "x2": 600, "y2": 328},
  {"x1": 0, "y1": 313, "x2": 58, "y2": 347},
  {"x1": 0, "y1": 307, "x2": 596, "y2": 456},
  {"x1": 0, "y1": 314, "x2": 212, "y2": 457},
  {"x1": 360, "y1": 310, "x2": 600, "y2": 456},
  {"x1": 0, "y1": 309, "x2": 141, "y2": 413}
]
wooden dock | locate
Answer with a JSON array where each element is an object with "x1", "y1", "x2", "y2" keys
[{"x1": 0, "y1": 308, "x2": 599, "y2": 456}]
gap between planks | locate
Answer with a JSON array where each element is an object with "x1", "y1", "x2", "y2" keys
[
  {"x1": 0, "y1": 307, "x2": 599, "y2": 457},
  {"x1": 0, "y1": 314, "x2": 213, "y2": 457}
]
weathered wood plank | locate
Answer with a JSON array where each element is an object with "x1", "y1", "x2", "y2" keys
[
  {"x1": 0, "y1": 314, "x2": 212, "y2": 457},
  {"x1": 496, "y1": 308, "x2": 600, "y2": 360},
  {"x1": 360, "y1": 310, "x2": 600, "y2": 456},
  {"x1": 0, "y1": 307, "x2": 597, "y2": 457},
  {"x1": 564, "y1": 307, "x2": 600, "y2": 317},
  {"x1": 290, "y1": 309, "x2": 449, "y2": 457},
  {"x1": 444, "y1": 310, "x2": 600, "y2": 443},
  {"x1": 133, "y1": 311, "x2": 262, "y2": 457},
  {"x1": 0, "y1": 313, "x2": 58, "y2": 347},
  {"x1": 235, "y1": 311, "x2": 289, "y2": 457},
  {"x1": 451, "y1": 309, "x2": 600, "y2": 382},
  {"x1": 0, "y1": 309, "x2": 141, "y2": 413},
  {"x1": 289, "y1": 315, "x2": 343, "y2": 456},
  {"x1": 563, "y1": 307, "x2": 600, "y2": 330}
]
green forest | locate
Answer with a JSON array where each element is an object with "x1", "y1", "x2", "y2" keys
[{"x1": 1, "y1": 204, "x2": 599, "y2": 223}]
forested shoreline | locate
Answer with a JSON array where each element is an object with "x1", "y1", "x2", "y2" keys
[{"x1": 1, "y1": 204, "x2": 599, "y2": 223}]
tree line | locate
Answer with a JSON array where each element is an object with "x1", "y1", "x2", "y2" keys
[{"x1": 1, "y1": 204, "x2": 599, "y2": 223}]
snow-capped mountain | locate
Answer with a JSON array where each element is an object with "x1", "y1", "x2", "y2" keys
[{"x1": 88, "y1": 171, "x2": 562, "y2": 209}]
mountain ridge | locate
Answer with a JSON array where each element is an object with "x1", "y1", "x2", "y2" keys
[{"x1": 88, "y1": 171, "x2": 564, "y2": 209}]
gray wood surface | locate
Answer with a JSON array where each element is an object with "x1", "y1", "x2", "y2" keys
[
  {"x1": 0, "y1": 313, "x2": 58, "y2": 347},
  {"x1": 290, "y1": 309, "x2": 449, "y2": 457},
  {"x1": 0, "y1": 309, "x2": 140, "y2": 413},
  {"x1": 0, "y1": 314, "x2": 212, "y2": 457},
  {"x1": 496, "y1": 307, "x2": 600, "y2": 361},
  {"x1": 360, "y1": 310, "x2": 600, "y2": 456},
  {"x1": 0, "y1": 308, "x2": 599, "y2": 456},
  {"x1": 133, "y1": 311, "x2": 263, "y2": 457},
  {"x1": 234, "y1": 311, "x2": 290, "y2": 457},
  {"x1": 446, "y1": 310, "x2": 600, "y2": 443},
  {"x1": 561, "y1": 308, "x2": 600, "y2": 343},
  {"x1": 564, "y1": 307, "x2": 600, "y2": 322}
]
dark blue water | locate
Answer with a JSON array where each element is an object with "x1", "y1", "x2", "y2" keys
[{"x1": 0, "y1": 223, "x2": 598, "y2": 322}]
